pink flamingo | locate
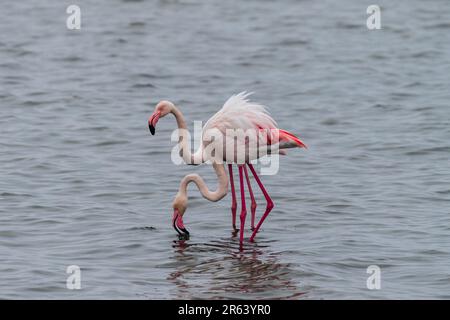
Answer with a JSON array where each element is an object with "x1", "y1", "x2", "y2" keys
[{"x1": 148, "y1": 92, "x2": 306, "y2": 245}]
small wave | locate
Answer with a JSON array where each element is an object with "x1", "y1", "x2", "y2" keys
[
  {"x1": 90, "y1": 140, "x2": 129, "y2": 147},
  {"x1": 404, "y1": 146, "x2": 450, "y2": 156},
  {"x1": 320, "y1": 118, "x2": 339, "y2": 126},
  {"x1": 129, "y1": 226, "x2": 157, "y2": 231},
  {"x1": 128, "y1": 22, "x2": 146, "y2": 28},
  {"x1": 278, "y1": 39, "x2": 309, "y2": 46},
  {"x1": 335, "y1": 22, "x2": 360, "y2": 30},
  {"x1": 425, "y1": 22, "x2": 450, "y2": 29},
  {"x1": 0, "y1": 192, "x2": 33, "y2": 197},
  {"x1": 369, "y1": 53, "x2": 387, "y2": 60},
  {"x1": 132, "y1": 83, "x2": 156, "y2": 88},
  {"x1": 55, "y1": 56, "x2": 84, "y2": 62}
]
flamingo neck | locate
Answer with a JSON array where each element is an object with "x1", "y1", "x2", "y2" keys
[
  {"x1": 179, "y1": 163, "x2": 228, "y2": 202},
  {"x1": 170, "y1": 105, "x2": 203, "y2": 164}
]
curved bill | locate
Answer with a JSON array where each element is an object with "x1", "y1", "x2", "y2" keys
[
  {"x1": 148, "y1": 111, "x2": 161, "y2": 136},
  {"x1": 172, "y1": 210, "x2": 190, "y2": 240}
]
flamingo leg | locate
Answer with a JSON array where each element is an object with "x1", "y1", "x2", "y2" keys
[
  {"x1": 228, "y1": 164, "x2": 238, "y2": 231},
  {"x1": 238, "y1": 165, "x2": 247, "y2": 244},
  {"x1": 247, "y1": 164, "x2": 274, "y2": 242},
  {"x1": 243, "y1": 165, "x2": 257, "y2": 230}
]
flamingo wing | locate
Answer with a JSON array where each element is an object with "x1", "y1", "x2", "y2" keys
[{"x1": 201, "y1": 92, "x2": 306, "y2": 161}]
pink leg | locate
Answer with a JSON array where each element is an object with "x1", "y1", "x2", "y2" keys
[
  {"x1": 238, "y1": 165, "x2": 247, "y2": 244},
  {"x1": 248, "y1": 164, "x2": 274, "y2": 242},
  {"x1": 228, "y1": 164, "x2": 237, "y2": 230},
  {"x1": 243, "y1": 165, "x2": 257, "y2": 230}
]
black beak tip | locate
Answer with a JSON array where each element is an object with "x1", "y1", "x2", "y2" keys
[
  {"x1": 178, "y1": 232, "x2": 190, "y2": 241},
  {"x1": 179, "y1": 228, "x2": 190, "y2": 236},
  {"x1": 149, "y1": 124, "x2": 155, "y2": 135},
  {"x1": 173, "y1": 215, "x2": 189, "y2": 240}
]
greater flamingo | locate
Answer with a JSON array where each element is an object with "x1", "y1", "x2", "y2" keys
[{"x1": 148, "y1": 92, "x2": 306, "y2": 245}]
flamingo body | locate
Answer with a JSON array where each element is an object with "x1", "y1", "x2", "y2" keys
[{"x1": 199, "y1": 92, "x2": 306, "y2": 163}]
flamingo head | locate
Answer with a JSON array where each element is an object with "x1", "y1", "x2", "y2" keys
[
  {"x1": 172, "y1": 193, "x2": 189, "y2": 240},
  {"x1": 148, "y1": 100, "x2": 174, "y2": 135}
]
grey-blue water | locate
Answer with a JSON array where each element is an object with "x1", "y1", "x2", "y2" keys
[{"x1": 1, "y1": 0, "x2": 449, "y2": 299}]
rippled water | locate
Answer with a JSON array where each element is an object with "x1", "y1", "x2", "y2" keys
[{"x1": 1, "y1": 0, "x2": 449, "y2": 299}]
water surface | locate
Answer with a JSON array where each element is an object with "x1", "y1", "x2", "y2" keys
[{"x1": 0, "y1": 0, "x2": 449, "y2": 299}]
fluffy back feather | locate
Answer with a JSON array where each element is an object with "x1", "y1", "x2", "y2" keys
[{"x1": 203, "y1": 92, "x2": 277, "y2": 134}]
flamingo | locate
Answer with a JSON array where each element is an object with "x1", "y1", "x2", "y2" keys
[{"x1": 148, "y1": 92, "x2": 306, "y2": 245}]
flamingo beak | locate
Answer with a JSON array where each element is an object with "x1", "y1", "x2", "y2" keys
[
  {"x1": 297, "y1": 138, "x2": 308, "y2": 149},
  {"x1": 148, "y1": 111, "x2": 161, "y2": 135},
  {"x1": 172, "y1": 209, "x2": 190, "y2": 240}
]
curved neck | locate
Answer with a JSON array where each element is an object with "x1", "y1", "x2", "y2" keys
[
  {"x1": 180, "y1": 163, "x2": 228, "y2": 202},
  {"x1": 171, "y1": 105, "x2": 203, "y2": 164}
]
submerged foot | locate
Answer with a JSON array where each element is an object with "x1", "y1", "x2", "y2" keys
[{"x1": 231, "y1": 226, "x2": 239, "y2": 237}]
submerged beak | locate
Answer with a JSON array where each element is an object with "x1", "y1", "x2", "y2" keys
[
  {"x1": 148, "y1": 111, "x2": 161, "y2": 136},
  {"x1": 172, "y1": 209, "x2": 190, "y2": 240},
  {"x1": 148, "y1": 123, "x2": 155, "y2": 135}
]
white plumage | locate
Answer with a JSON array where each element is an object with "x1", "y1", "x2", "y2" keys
[{"x1": 203, "y1": 91, "x2": 277, "y2": 135}]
